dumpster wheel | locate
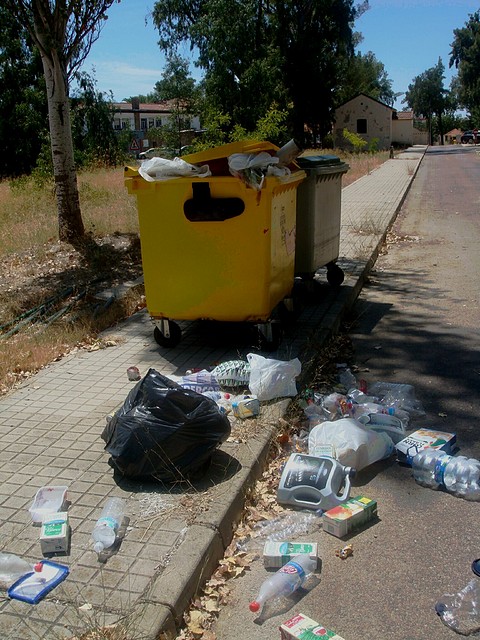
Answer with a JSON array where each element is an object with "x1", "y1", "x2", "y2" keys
[
  {"x1": 256, "y1": 321, "x2": 283, "y2": 352},
  {"x1": 153, "y1": 320, "x2": 182, "y2": 348},
  {"x1": 326, "y1": 261, "x2": 345, "y2": 287}
]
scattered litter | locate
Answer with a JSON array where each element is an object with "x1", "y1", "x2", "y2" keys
[
  {"x1": 277, "y1": 453, "x2": 355, "y2": 511},
  {"x1": 280, "y1": 613, "x2": 346, "y2": 640},
  {"x1": 262, "y1": 541, "x2": 318, "y2": 568},
  {"x1": 127, "y1": 366, "x2": 141, "y2": 381},
  {"x1": 247, "y1": 353, "x2": 301, "y2": 401},
  {"x1": 335, "y1": 544, "x2": 353, "y2": 560},
  {"x1": 211, "y1": 360, "x2": 251, "y2": 387},
  {"x1": 308, "y1": 417, "x2": 394, "y2": 470},
  {"x1": 395, "y1": 428, "x2": 456, "y2": 465},
  {"x1": 323, "y1": 496, "x2": 377, "y2": 538},
  {"x1": 8, "y1": 560, "x2": 69, "y2": 604},
  {"x1": 29, "y1": 486, "x2": 68, "y2": 524},
  {"x1": 40, "y1": 511, "x2": 70, "y2": 555}
]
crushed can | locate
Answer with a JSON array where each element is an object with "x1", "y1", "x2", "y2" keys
[{"x1": 277, "y1": 453, "x2": 355, "y2": 511}]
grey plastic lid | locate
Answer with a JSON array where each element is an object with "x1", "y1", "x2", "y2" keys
[{"x1": 297, "y1": 154, "x2": 342, "y2": 168}]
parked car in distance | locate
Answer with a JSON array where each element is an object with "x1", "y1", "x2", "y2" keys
[
  {"x1": 461, "y1": 130, "x2": 477, "y2": 144},
  {"x1": 138, "y1": 147, "x2": 175, "y2": 160}
]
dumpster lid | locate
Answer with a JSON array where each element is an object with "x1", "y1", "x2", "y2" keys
[
  {"x1": 296, "y1": 154, "x2": 343, "y2": 168},
  {"x1": 183, "y1": 140, "x2": 279, "y2": 165}
]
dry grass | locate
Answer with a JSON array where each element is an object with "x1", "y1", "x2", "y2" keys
[{"x1": 0, "y1": 149, "x2": 390, "y2": 397}]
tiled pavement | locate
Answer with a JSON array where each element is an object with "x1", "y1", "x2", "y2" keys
[{"x1": 0, "y1": 146, "x2": 426, "y2": 639}]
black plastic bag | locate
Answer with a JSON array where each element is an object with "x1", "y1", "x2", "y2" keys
[{"x1": 101, "y1": 368, "x2": 231, "y2": 482}]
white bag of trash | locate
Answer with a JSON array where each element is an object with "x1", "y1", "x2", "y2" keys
[
  {"x1": 139, "y1": 157, "x2": 212, "y2": 182},
  {"x1": 308, "y1": 417, "x2": 394, "y2": 471},
  {"x1": 247, "y1": 353, "x2": 301, "y2": 401}
]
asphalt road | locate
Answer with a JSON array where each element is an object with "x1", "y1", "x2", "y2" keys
[{"x1": 210, "y1": 146, "x2": 480, "y2": 640}]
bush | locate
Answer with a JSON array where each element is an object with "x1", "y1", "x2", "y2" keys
[{"x1": 343, "y1": 128, "x2": 367, "y2": 153}]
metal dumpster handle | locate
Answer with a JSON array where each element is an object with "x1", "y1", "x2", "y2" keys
[{"x1": 184, "y1": 183, "x2": 245, "y2": 222}]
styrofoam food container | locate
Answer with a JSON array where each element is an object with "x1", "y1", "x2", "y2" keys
[{"x1": 29, "y1": 486, "x2": 68, "y2": 523}]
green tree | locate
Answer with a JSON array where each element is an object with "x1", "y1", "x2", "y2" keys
[
  {"x1": 450, "y1": 11, "x2": 480, "y2": 126},
  {"x1": 152, "y1": 0, "x2": 363, "y2": 146},
  {"x1": 336, "y1": 51, "x2": 395, "y2": 106},
  {"x1": 0, "y1": 7, "x2": 48, "y2": 178},
  {"x1": 404, "y1": 59, "x2": 453, "y2": 145},
  {"x1": 70, "y1": 72, "x2": 125, "y2": 167},
  {"x1": 4, "y1": 0, "x2": 118, "y2": 244},
  {"x1": 153, "y1": 53, "x2": 199, "y2": 153}
]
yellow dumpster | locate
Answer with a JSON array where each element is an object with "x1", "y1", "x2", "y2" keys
[{"x1": 125, "y1": 140, "x2": 305, "y2": 349}]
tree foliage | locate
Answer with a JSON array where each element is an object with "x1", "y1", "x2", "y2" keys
[
  {"x1": 0, "y1": 7, "x2": 48, "y2": 178},
  {"x1": 71, "y1": 72, "x2": 127, "y2": 167},
  {"x1": 404, "y1": 59, "x2": 454, "y2": 144},
  {"x1": 335, "y1": 51, "x2": 395, "y2": 106},
  {"x1": 450, "y1": 11, "x2": 480, "y2": 124},
  {"x1": 152, "y1": 0, "x2": 364, "y2": 146}
]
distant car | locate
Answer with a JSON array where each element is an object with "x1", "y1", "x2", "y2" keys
[
  {"x1": 461, "y1": 131, "x2": 477, "y2": 144},
  {"x1": 138, "y1": 147, "x2": 175, "y2": 160}
]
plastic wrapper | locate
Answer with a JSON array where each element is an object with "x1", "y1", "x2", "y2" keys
[
  {"x1": 368, "y1": 381, "x2": 425, "y2": 417},
  {"x1": 138, "y1": 157, "x2": 211, "y2": 182},
  {"x1": 228, "y1": 152, "x2": 291, "y2": 190},
  {"x1": 308, "y1": 417, "x2": 394, "y2": 471},
  {"x1": 101, "y1": 368, "x2": 231, "y2": 482},
  {"x1": 247, "y1": 353, "x2": 301, "y2": 401}
]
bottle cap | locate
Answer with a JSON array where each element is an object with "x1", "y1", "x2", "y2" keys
[
  {"x1": 249, "y1": 601, "x2": 260, "y2": 612},
  {"x1": 94, "y1": 541, "x2": 105, "y2": 554}
]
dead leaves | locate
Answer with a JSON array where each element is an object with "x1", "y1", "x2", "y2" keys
[{"x1": 182, "y1": 550, "x2": 257, "y2": 639}]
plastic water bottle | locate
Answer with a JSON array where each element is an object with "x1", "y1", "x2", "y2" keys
[
  {"x1": 91, "y1": 497, "x2": 126, "y2": 553},
  {"x1": 249, "y1": 553, "x2": 317, "y2": 613},
  {"x1": 443, "y1": 456, "x2": 480, "y2": 500},
  {"x1": 412, "y1": 451, "x2": 480, "y2": 500},
  {"x1": 412, "y1": 448, "x2": 446, "y2": 489},
  {"x1": 436, "y1": 560, "x2": 480, "y2": 635},
  {"x1": 0, "y1": 553, "x2": 34, "y2": 587}
]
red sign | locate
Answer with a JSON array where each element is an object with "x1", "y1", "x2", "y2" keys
[{"x1": 129, "y1": 138, "x2": 140, "y2": 151}]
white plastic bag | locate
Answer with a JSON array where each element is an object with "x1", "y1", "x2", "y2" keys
[
  {"x1": 247, "y1": 353, "x2": 301, "y2": 401},
  {"x1": 308, "y1": 417, "x2": 394, "y2": 471},
  {"x1": 228, "y1": 152, "x2": 290, "y2": 190},
  {"x1": 139, "y1": 157, "x2": 211, "y2": 182}
]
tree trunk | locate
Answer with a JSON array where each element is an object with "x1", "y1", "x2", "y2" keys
[{"x1": 41, "y1": 52, "x2": 85, "y2": 243}]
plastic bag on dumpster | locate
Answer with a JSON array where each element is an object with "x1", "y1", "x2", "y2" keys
[
  {"x1": 101, "y1": 368, "x2": 231, "y2": 482},
  {"x1": 228, "y1": 152, "x2": 290, "y2": 190},
  {"x1": 139, "y1": 157, "x2": 212, "y2": 182},
  {"x1": 308, "y1": 417, "x2": 394, "y2": 471},
  {"x1": 247, "y1": 353, "x2": 301, "y2": 401}
]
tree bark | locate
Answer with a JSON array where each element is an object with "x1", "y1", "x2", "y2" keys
[{"x1": 41, "y1": 51, "x2": 85, "y2": 242}]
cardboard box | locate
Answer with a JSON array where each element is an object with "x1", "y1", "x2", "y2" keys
[
  {"x1": 263, "y1": 541, "x2": 318, "y2": 569},
  {"x1": 395, "y1": 428, "x2": 456, "y2": 465},
  {"x1": 280, "y1": 613, "x2": 346, "y2": 639},
  {"x1": 40, "y1": 512, "x2": 70, "y2": 554},
  {"x1": 323, "y1": 496, "x2": 377, "y2": 539}
]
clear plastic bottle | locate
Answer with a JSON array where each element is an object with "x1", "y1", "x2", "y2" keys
[
  {"x1": 91, "y1": 497, "x2": 126, "y2": 553},
  {"x1": 412, "y1": 451, "x2": 480, "y2": 500},
  {"x1": 249, "y1": 553, "x2": 317, "y2": 613},
  {"x1": 0, "y1": 553, "x2": 34, "y2": 587},
  {"x1": 436, "y1": 560, "x2": 480, "y2": 635},
  {"x1": 443, "y1": 456, "x2": 480, "y2": 500},
  {"x1": 412, "y1": 448, "x2": 447, "y2": 489}
]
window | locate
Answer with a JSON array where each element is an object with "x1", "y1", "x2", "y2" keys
[
  {"x1": 357, "y1": 119, "x2": 367, "y2": 134},
  {"x1": 148, "y1": 118, "x2": 154, "y2": 129},
  {"x1": 141, "y1": 118, "x2": 147, "y2": 130}
]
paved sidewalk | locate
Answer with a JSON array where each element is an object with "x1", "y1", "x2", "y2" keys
[{"x1": 0, "y1": 146, "x2": 426, "y2": 640}]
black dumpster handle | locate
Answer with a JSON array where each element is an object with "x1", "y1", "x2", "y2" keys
[{"x1": 184, "y1": 182, "x2": 245, "y2": 222}]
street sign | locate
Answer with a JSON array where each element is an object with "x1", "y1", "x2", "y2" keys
[{"x1": 130, "y1": 138, "x2": 140, "y2": 152}]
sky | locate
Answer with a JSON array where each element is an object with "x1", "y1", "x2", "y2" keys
[{"x1": 82, "y1": 0, "x2": 479, "y2": 110}]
